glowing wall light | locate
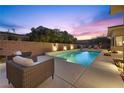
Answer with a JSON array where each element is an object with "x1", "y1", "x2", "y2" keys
[
  {"x1": 70, "y1": 45, "x2": 74, "y2": 50},
  {"x1": 117, "y1": 51, "x2": 123, "y2": 54},
  {"x1": 63, "y1": 46, "x2": 67, "y2": 51},
  {"x1": 52, "y1": 43, "x2": 58, "y2": 51}
]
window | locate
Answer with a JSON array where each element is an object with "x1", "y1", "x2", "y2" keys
[{"x1": 115, "y1": 36, "x2": 123, "y2": 46}]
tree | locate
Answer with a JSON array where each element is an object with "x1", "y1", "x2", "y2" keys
[{"x1": 28, "y1": 26, "x2": 77, "y2": 43}]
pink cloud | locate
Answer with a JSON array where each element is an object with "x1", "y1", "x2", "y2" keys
[
  {"x1": 72, "y1": 17, "x2": 123, "y2": 38},
  {"x1": 79, "y1": 31, "x2": 106, "y2": 36}
]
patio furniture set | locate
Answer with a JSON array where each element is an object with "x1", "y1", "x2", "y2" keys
[{"x1": 6, "y1": 51, "x2": 54, "y2": 88}]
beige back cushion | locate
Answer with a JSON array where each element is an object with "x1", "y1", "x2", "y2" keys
[
  {"x1": 15, "y1": 51, "x2": 22, "y2": 56},
  {"x1": 13, "y1": 56, "x2": 34, "y2": 66}
]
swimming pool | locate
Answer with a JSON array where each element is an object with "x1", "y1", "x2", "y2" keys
[{"x1": 48, "y1": 50, "x2": 100, "y2": 67}]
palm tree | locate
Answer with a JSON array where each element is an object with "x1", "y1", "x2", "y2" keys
[{"x1": 7, "y1": 29, "x2": 10, "y2": 32}]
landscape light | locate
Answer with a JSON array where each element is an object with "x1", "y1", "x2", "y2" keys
[
  {"x1": 63, "y1": 46, "x2": 67, "y2": 51},
  {"x1": 52, "y1": 43, "x2": 58, "y2": 51},
  {"x1": 70, "y1": 45, "x2": 74, "y2": 50}
]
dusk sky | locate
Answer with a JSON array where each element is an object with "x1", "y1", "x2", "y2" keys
[{"x1": 0, "y1": 5, "x2": 123, "y2": 40}]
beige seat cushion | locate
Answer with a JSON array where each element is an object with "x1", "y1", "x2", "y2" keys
[
  {"x1": 13, "y1": 56, "x2": 34, "y2": 66},
  {"x1": 37, "y1": 55, "x2": 53, "y2": 63}
]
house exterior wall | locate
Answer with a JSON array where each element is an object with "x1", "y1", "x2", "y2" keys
[
  {"x1": 111, "y1": 46, "x2": 123, "y2": 52},
  {"x1": 0, "y1": 40, "x2": 77, "y2": 56},
  {"x1": 108, "y1": 26, "x2": 124, "y2": 52}
]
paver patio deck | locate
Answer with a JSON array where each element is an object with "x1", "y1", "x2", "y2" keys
[{"x1": 0, "y1": 51, "x2": 124, "y2": 88}]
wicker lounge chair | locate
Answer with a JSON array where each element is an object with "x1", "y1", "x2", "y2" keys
[{"x1": 6, "y1": 55, "x2": 54, "y2": 88}]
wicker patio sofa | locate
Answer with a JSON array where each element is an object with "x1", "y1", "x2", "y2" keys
[{"x1": 6, "y1": 55, "x2": 54, "y2": 88}]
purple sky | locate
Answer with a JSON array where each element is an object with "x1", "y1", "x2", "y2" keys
[
  {"x1": 73, "y1": 17, "x2": 123, "y2": 40},
  {"x1": 0, "y1": 5, "x2": 123, "y2": 40}
]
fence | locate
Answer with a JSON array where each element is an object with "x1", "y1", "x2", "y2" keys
[{"x1": 0, "y1": 40, "x2": 77, "y2": 56}]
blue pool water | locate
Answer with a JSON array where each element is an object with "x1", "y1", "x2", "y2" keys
[{"x1": 55, "y1": 50, "x2": 100, "y2": 67}]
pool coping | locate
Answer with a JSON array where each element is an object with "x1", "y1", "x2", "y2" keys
[{"x1": 46, "y1": 49, "x2": 103, "y2": 85}]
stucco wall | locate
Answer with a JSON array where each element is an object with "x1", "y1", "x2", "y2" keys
[
  {"x1": 111, "y1": 46, "x2": 123, "y2": 52},
  {"x1": 112, "y1": 28, "x2": 124, "y2": 36},
  {"x1": 108, "y1": 26, "x2": 124, "y2": 52},
  {"x1": 0, "y1": 40, "x2": 77, "y2": 56}
]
